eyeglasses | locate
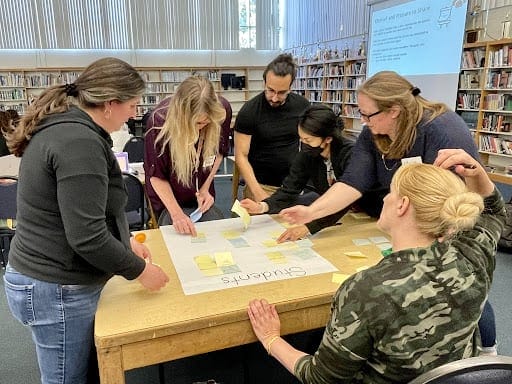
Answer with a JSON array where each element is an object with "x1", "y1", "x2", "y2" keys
[
  {"x1": 264, "y1": 87, "x2": 290, "y2": 98},
  {"x1": 358, "y1": 109, "x2": 382, "y2": 120}
]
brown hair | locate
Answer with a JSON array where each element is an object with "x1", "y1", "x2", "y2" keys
[
  {"x1": 8, "y1": 57, "x2": 145, "y2": 156},
  {"x1": 358, "y1": 71, "x2": 447, "y2": 158},
  {"x1": 263, "y1": 53, "x2": 298, "y2": 83}
]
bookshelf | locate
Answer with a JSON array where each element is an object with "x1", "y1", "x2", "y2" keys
[
  {"x1": 0, "y1": 67, "x2": 265, "y2": 118},
  {"x1": 293, "y1": 53, "x2": 367, "y2": 141},
  {"x1": 137, "y1": 67, "x2": 264, "y2": 118},
  {"x1": 457, "y1": 38, "x2": 512, "y2": 183}
]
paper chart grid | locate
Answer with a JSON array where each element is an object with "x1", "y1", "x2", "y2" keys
[{"x1": 160, "y1": 215, "x2": 338, "y2": 295}]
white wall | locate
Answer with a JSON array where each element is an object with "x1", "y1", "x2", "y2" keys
[{"x1": 0, "y1": 49, "x2": 280, "y2": 69}]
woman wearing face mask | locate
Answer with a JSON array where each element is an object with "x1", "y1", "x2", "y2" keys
[{"x1": 240, "y1": 104, "x2": 353, "y2": 241}]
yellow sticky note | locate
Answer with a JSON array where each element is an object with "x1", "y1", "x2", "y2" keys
[
  {"x1": 214, "y1": 251, "x2": 234, "y2": 267},
  {"x1": 231, "y1": 200, "x2": 251, "y2": 229},
  {"x1": 270, "y1": 230, "x2": 283, "y2": 239},
  {"x1": 262, "y1": 239, "x2": 279, "y2": 247},
  {"x1": 222, "y1": 230, "x2": 241, "y2": 239},
  {"x1": 194, "y1": 255, "x2": 217, "y2": 270},
  {"x1": 344, "y1": 251, "x2": 368, "y2": 258},
  {"x1": 332, "y1": 273, "x2": 350, "y2": 284}
]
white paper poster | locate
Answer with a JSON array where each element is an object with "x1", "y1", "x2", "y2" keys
[{"x1": 160, "y1": 215, "x2": 337, "y2": 295}]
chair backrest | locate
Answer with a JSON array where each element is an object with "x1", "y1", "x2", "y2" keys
[
  {"x1": 122, "y1": 136, "x2": 145, "y2": 163},
  {"x1": 408, "y1": 355, "x2": 512, "y2": 384},
  {"x1": 122, "y1": 172, "x2": 145, "y2": 230},
  {"x1": 0, "y1": 176, "x2": 18, "y2": 220}
]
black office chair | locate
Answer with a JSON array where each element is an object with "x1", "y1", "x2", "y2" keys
[
  {"x1": 122, "y1": 172, "x2": 146, "y2": 231},
  {"x1": 0, "y1": 176, "x2": 18, "y2": 268},
  {"x1": 122, "y1": 136, "x2": 145, "y2": 163},
  {"x1": 408, "y1": 355, "x2": 512, "y2": 384}
]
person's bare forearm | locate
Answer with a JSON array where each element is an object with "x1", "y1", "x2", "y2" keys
[
  {"x1": 309, "y1": 182, "x2": 362, "y2": 220},
  {"x1": 264, "y1": 337, "x2": 308, "y2": 376},
  {"x1": 200, "y1": 155, "x2": 223, "y2": 192},
  {"x1": 236, "y1": 154, "x2": 265, "y2": 198},
  {"x1": 150, "y1": 177, "x2": 182, "y2": 215}
]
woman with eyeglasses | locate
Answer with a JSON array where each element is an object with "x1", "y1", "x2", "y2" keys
[
  {"x1": 280, "y1": 70, "x2": 497, "y2": 356},
  {"x1": 239, "y1": 104, "x2": 353, "y2": 242}
]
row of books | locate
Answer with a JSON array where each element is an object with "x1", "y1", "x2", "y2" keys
[
  {"x1": 461, "y1": 48, "x2": 485, "y2": 69},
  {"x1": 484, "y1": 93, "x2": 512, "y2": 111},
  {"x1": 323, "y1": 90, "x2": 343, "y2": 102},
  {"x1": 344, "y1": 105, "x2": 361, "y2": 118},
  {"x1": 457, "y1": 92, "x2": 481, "y2": 109},
  {"x1": 346, "y1": 62, "x2": 366, "y2": 75},
  {"x1": 294, "y1": 78, "x2": 365, "y2": 90},
  {"x1": 0, "y1": 72, "x2": 80, "y2": 88},
  {"x1": 0, "y1": 103, "x2": 25, "y2": 113},
  {"x1": 325, "y1": 64, "x2": 344, "y2": 76},
  {"x1": 486, "y1": 70, "x2": 512, "y2": 89},
  {"x1": 482, "y1": 113, "x2": 512, "y2": 132},
  {"x1": 480, "y1": 135, "x2": 512, "y2": 155},
  {"x1": 488, "y1": 45, "x2": 512, "y2": 68},
  {"x1": 146, "y1": 82, "x2": 177, "y2": 93},
  {"x1": 306, "y1": 66, "x2": 324, "y2": 78},
  {"x1": 0, "y1": 89, "x2": 25, "y2": 101},
  {"x1": 459, "y1": 72, "x2": 481, "y2": 89}
]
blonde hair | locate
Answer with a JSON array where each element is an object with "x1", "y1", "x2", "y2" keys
[
  {"x1": 9, "y1": 57, "x2": 145, "y2": 156},
  {"x1": 358, "y1": 71, "x2": 448, "y2": 158},
  {"x1": 154, "y1": 76, "x2": 225, "y2": 187},
  {"x1": 392, "y1": 163, "x2": 484, "y2": 238}
]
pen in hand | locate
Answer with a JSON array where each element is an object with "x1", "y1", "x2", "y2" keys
[{"x1": 448, "y1": 163, "x2": 477, "y2": 171}]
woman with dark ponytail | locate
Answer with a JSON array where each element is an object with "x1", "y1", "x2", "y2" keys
[{"x1": 240, "y1": 104, "x2": 353, "y2": 241}]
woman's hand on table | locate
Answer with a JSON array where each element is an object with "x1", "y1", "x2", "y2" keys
[
  {"x1": 248, "y1": 299, "x2": 281, "y2": 345},
  {"x1": 277, "y1": 225, "x2": 310, "y2": 243},
  {"x1": 137, "y1": 262, "x2": 169, "y2": 291},
  {"x1": 171, "y1": 210, "x2": 197, "y2": 236}
]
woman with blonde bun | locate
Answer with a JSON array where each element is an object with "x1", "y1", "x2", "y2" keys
[{"x1": 248, "y1": 149, "x2": 505, "y2": 383}]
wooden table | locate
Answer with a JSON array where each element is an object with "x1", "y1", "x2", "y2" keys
[{"x1": 94, "y1": 214, "x2": 386, "y2": 384}]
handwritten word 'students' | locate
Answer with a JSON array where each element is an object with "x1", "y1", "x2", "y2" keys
[{"x1": 221, "y1": 266, "x2": 307, "y2": 286}]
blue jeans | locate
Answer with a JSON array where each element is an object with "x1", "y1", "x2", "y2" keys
[
  {"x1": 479, "y1": 300, "x2": 496, "y2": 348},
  {"x1": 3, "y1": 265, "x2": 104, "y2": 384}
]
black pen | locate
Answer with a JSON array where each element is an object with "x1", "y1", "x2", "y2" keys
[{"x1": 448, "y1": 163, "x2": 477, "y2": 171}]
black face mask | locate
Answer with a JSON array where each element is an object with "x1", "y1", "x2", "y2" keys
[{"x1": 301, "y1": 142, "x2": 323, "y2": 157}]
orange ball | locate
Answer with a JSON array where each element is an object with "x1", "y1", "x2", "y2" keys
[{"x1": 134, "y1": 232, "x2": 146, "y2": 243}]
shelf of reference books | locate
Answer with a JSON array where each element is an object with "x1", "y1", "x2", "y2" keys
[
  {"x1": 293, "y1": 53, "x2": 366, "y2": 132},
  {"x1": 457, "y1": 38, "x2": 512, "y2": 184},
  {"x1": 0, "y1": 66, "x2": 265, "y2": 117}
]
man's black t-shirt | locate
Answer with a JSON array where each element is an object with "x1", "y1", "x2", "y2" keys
[{"x1": 234, "y1": 92, "x2": 310, "y2": 187}]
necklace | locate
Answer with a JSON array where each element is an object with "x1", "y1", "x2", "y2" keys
[{"x1": 381, "y1": 154, "x2": 398, "y2": 171}]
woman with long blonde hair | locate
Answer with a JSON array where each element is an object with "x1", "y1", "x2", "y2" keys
[{"x1": 144, "y1": 76, "x2": 227, "y2": 236}]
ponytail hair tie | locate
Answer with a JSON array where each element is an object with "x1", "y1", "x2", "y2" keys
[
  {"x1": 411, "y1": 87, "x2": 421, "y2": 96},
  {"x1": 64, "y1": 83, "x2": 79, "y2": 97}
]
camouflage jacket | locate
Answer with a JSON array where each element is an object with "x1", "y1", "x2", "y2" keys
[{"x1": 295, "y1": 189, "x2": 505, "y2": 384}]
